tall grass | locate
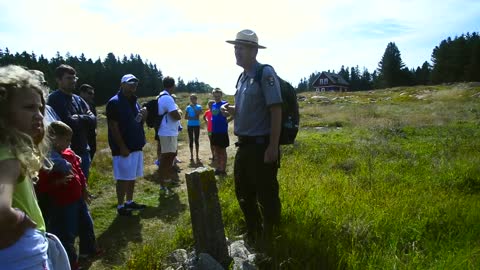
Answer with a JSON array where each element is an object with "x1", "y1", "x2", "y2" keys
[
  {"x1": 96, "y1": 85, "x2": 480, "y2": 269},
  {"x1": 218, "y1": 85, "x2": 480, "y2": 269}
]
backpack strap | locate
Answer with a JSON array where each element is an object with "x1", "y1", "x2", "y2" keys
[
  {"x1": 157, "y1": 92, "x2": 170, "y2": 123},
  {"x1": 157, "y1": 92, "x2": 168, "y2": 99},
  {"x1": 235, "y1": 73, "x2": 243, "y2": 89},
  {"x1": 236, "y1": 64, "x2": 273, "y2": 89},
  {"x1": 254, "y1": 64, "x2": 273, "y2": 88}
]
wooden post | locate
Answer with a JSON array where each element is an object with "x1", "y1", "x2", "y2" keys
[{"x1": 185, "y1": 167, "x2": 231, "y2": 268}]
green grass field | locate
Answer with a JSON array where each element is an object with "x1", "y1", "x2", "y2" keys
[{"x1": 86, "y1": 84, "x2": 480, "y2": 269}]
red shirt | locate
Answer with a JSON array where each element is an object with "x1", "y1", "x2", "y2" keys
[
  {"x1": 37, "y1": 148, "x2": 86, "y2": 206},
  {"x1": 204, "y1": 110, "x2": 212, "y2": 132}
]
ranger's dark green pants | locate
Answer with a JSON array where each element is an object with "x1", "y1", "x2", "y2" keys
[{"x1": 234, "y1": 137, "x2": 281, "y2": 243}]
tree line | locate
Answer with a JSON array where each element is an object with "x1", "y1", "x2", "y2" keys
[
  {"x1": 297, "y1": 32, "x2": 480, "y2": 92},
  {"x1": 0, "y1": 49, "x2": 213, "y2": 105},
  {"x1": 1, "y1": 31, "x2": 479, "y2": 99}
]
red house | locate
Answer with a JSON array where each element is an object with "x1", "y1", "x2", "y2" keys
[{"x1": 312, "y1": 72, "x2": 350, "y2": 92}]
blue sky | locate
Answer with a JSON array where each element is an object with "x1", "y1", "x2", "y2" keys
[{"x1": 1, "y1": 0, "x2": 479, "y2": 94}]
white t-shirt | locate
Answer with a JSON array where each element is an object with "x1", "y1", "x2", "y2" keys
[{"x1": 157, "y1": 91, "x2": 180, "y2": 136}]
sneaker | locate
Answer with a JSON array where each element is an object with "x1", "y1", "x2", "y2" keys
[
  {"x1": 117, "y1": 207, "x2": 132, "y2": 216},
  {"x1": 124, "y1": 201, "x2": 146, "y2": 211}
]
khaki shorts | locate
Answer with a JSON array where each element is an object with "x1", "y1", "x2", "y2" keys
[{"x1": 159, "y1": 136, "x2": 178, "y2": 154}]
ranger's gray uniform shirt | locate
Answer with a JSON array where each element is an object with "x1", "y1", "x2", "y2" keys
[{"x1": 234, "y1": 62, "x2": 282, "y2": 136}]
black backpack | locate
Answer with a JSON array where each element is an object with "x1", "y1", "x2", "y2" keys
[
  {"x1": 143, "y1": 93, "x2": 168, "y2": 129},
  {"x1": 237, "y1": 64, "x2": 300, "y2": 145}
]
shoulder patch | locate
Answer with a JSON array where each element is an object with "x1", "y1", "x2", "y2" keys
[{"x1": 267, "y1": 76, "x2": 275, "y2": 86}]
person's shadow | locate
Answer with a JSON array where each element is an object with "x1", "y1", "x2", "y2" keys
[
  {"x1": 141, "y1": 171, "x2": 187, "y2": 221},
  {"x1": 144, "y1": 167, "x2": 180, "y2": 186},
  {"x1": 189, "y1": 158, "x2": 204, "y2": 168},
  {"x1": 140, "y1": 191, "x2": 187, "y2": 221},
  {"x1": 84, "y1": 214, "x2": 142, "y2": 268}
]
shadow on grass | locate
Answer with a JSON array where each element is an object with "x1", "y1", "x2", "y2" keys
[
  {"x1": 187, "y1": 158, "x2": 207, "y2": 168},
  {"x1": 88, "y1": 215, "x2": 143, "y2": 268},
  {"x1": 139, "y1": 191, "x2": 187, "y2": 222},
  {"x1": 144, "y1": 168, "x2": 180, "y2": 185}
]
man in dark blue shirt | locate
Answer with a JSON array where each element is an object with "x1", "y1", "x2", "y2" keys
[
  {"x1": 106, "y1": 74, "x2": 147, "y2": 216},
  {"x1": 47, "y1": 65, "x2": 96, "y2": 178}
]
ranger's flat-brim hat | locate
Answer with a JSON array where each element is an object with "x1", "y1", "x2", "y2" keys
[{"x1": 226, "y1": 29, "x2": 266, "y2": 49}]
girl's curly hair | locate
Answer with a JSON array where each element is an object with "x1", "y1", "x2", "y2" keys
[{"x1": 0, "y1": 65, "x2": 50, "y2": 179}]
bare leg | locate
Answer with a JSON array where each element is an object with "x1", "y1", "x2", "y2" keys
[
  {"x1": 156, "y1": 141, "x2": 161, "y2": 163},
  {"x1": 219, "y1": 147, "x2": 227, "y2": 171},
  {"x1": 159, "y1": 152, "x2": 176, "y2": 185},
  {"x1": 126, "y1": 181, "x2": 135, "y2": 202},
  {"x1": 116, "y1": 180, "x2": 127, "y2": 205},
  {"x1": 208, "y1": 134, "x2": 214, "y2": 159}
]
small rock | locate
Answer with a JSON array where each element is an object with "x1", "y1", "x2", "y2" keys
[
  {"x1": 232, "y1": 257, "x2": 257, "y2": 270},
  {"x1": 197, "y1": 253, "x2": 224, "y2": 270},
  {"x1": 168, "y1": 249, "x2": 188, "y2": 264},
  {"x1": 229, "y1": 240, "x2": 250, "y2": 259}
]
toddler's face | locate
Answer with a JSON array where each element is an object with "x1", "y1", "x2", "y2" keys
[
  {"x1": 54, "y1": 135, "x2": 72, "y2": 152},
  {"x1": 8, "y1": 88, "x2": 44, "y2": 144}
]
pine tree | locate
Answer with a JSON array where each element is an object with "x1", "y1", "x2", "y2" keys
[
  {"x1": 359, "y1": 68, "x2": 373, "y2": 90},
  {"x1": 350, "y1": 66, "x2": 360, "y2": 90},
  {"x1": 377, "y1": 42, "x2": 406, "y2": 88},
  {"x1": 338, "y1": 66, "x2": 350, "y2": 82},
  {"x1": 465, "y1": 32, "x2": 480, "y2": 81}
]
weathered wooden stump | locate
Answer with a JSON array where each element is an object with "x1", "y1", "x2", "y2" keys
[{"x1": 185, "y1": 167, "x2": 231, "y2": 268}]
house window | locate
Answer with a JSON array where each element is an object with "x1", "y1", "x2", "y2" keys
[
  {"x1": 324, "y1": 78, "x2": 328, "y2": 84},
  {"x1": 319, "y1": 79, "x2": 323, "y2": 84}
]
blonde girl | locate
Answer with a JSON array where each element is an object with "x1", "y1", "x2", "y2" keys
[{"x1": 0, "y1": 65, "x2": 54, "y2": 269}]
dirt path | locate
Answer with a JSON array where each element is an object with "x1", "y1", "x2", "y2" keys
[
  {"x1": 87, "y1": 121, "x2": 237, "y2": 269},
  {"x1": 172, "y1": 122, "x2": 236, "y2": 185}
]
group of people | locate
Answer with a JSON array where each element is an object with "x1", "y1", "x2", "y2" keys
[
  {"x1": 182, "y1": 88, "x2": 232, "y2": 177},
  {"x1": 107, "y1": 28, "x2": 283, "y2": 256},
  {"x1": 0, "y1": 28, "x2": 284, "y2": 269}
]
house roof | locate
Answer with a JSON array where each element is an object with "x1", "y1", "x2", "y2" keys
[{"x1": 312, "y1": 72, "x2": 350, "y2": 86}]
